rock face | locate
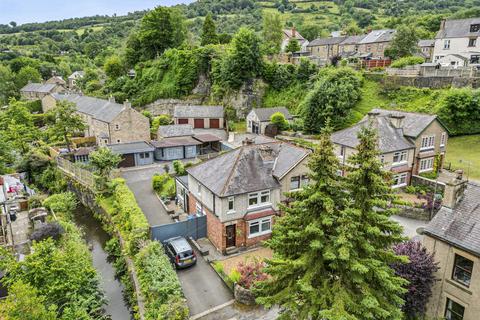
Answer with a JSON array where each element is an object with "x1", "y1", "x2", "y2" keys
[
  {"x1": 222, "y1": 79, "x2": 266, "y2": 118},
  {"x1": 143, "y1": 98, "x2": 204, "y2": 116},
  {"x1": 234, "y1": 284, "x2": 256, "y2": 306}
]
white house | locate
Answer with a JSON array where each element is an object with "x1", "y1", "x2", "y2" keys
[
  {"x1": 246, "y1": 107, "x2": 293, "y2": 135},
  {"x1": 433, "y1": 18, "x2": 480, "y2": 65}
]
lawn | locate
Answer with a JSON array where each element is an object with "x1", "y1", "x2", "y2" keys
[{"x1": 445, "y1": 135, "x2": 480, "y2": 182}]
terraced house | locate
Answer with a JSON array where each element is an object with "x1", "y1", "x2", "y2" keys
[
  {"x1": 332, "y1": 109, "x2": 449, "y2": 187},
  {"x1": 41, "y1": 93, "x2": 150, "y2": 146},
  {"x1": 180, "y1": 141, "x2": 311, "y2": 254}
]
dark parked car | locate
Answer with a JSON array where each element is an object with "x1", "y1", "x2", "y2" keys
[{"x1": 164, "y1": 236, "x2": 197, "y2": 269}]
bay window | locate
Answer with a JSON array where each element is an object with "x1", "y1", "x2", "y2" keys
[{"x1": 248, "y1": 217, "x2": 272, "y2": 238}]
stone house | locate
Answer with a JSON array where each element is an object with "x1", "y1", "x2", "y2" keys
[
  {"x1": 306, "y1": 36, "x2": 347, "y2": 60},
  {"x1": 20, "y1": 82, "x2": 64, "y2": 101},
  {"x1": 332, "y1": 109, "x2": 449, "y2": 187},
  {"x1": 178, "y1": 142, "x2": 311, "y2": 254},
  {"x1": 45, "y1": 76, "x2": 67, "y2": 87},
  {"x1": 357, "y1": 29, "x2": 396, "y2": 59},
  {"x1": 246, "y1": 107, "x2": 293, "y2": 135},
  {"x1": 418, "y1": 39, "x2": 435, "y2": 62},
  {"x1": 67, "y1": 71, "x2": 85, "y2": 89},
  {"x1": 338, "y1": 34, "x2": 366, "y2": 58},
  {"x1": 433, "y1": 18, "x2": 480, "y2": 65},
  {"x1": 281, "y1": 27, "x2": 309, "y2": 52},
  {"x1": 423, "y1": 176, "x2": 478, "y2": 320},
  {"x1": 42, "y1": 93, "x2": 150, "y2": 146},
  {"x1": 173, "y1": 105, "x2": 224, "y2": 129}
]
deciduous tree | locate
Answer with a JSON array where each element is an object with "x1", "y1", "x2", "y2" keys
[
  {"x1": 262, "y1": 12, "x2": 283, "y2": 55},
  {"x1": 285, "y1": 38, "x2": 300, "y2": 53},
  {"x1": 46, "y1": 101, "x2": 85, "y2": 152},
  {"x1": 385, "y1": 25, "x2": 420, "y2": 59}
]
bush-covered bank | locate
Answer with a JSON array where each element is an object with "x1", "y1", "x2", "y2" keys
[
  {"x1": 0, "y1": 191, "x2": 107, "y2": 320},
  {"x1": 96, "y1": 178, "x2": 189, "y2": 319}
]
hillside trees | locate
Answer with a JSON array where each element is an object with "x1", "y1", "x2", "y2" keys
[
  {"x1": 262, "y1": 12, "x2": 284, "y2": 55},
  {"x1": 201, "y1": 13, "x2": 218, "y2": 46},
  {"x1": 14, "y1": 66, "x2": 42, "y2": 89},
  {"x1": 45, "y1": 101, "x2": 86, "y2": 152},
  {"x1": 104, "y1": 55, "x2": 125, "y2": 79},
  {"x1": 438, "y1": 88, "x2": 480, "y2": 135},
  {"x1": 256, "y1": 126, "x2": 407, "y2": 319},
  {"x1": 0, "y1": 65, "x2": 17, "y2": 104},
  {"x1": 126, "y1": 6, "x2": 187, "y2": 65},
  {"x1": 302, "y1": 67, "x2": 363, "y2": 133}
]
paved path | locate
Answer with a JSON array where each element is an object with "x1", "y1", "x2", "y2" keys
[
  {"x1": 121, "y1": 165, "x2": 172, "y2": 226},
  {"x1": 391, "y1": 215, "x2": 427, "y2": 240},
  {"x1": 178, "y1": 248, "x2": 233, "y2": 317}
]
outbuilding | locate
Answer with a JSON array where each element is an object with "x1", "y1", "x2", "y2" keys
[
  {"x1": 108, "y1": 141, "x2": 154, "y2": 167},
  {"x1": 174, "y1": 105, "x2": 224, "y2": 129}
]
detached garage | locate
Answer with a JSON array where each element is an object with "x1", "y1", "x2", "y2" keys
[
  {"x1": 151, "y1": 137, "x2": 201, "y2": 161},
  {"x1": 108, "y1": 141, "x2": 155, "y2": 168},
  {"x1": 173, "y1": 105, "x2": 225, "y2": 129}
]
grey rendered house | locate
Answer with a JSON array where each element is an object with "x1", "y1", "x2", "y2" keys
[
  {"x1": 108, "y1": 141, "x2": 154, "y2": 167},
  {"x1": 178, "y1": 142, "x2": 311, "y2": 254},
  {"x1": 246, "y1": 107, "x2": 293, "y2": 135}
]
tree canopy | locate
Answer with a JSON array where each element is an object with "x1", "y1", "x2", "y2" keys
[{"x1": 201, "y1": 13, "x2": 218, "y2": 46}]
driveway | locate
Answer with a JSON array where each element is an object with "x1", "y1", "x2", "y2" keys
[
  {"x1": 178, "y1": 249, "x2": 233, "y2": 317},
  {"x1": 121, "y1": 164, "x2": 172, "y2": 226}
]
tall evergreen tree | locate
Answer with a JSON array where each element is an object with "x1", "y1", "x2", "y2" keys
[
  {"x1": 201, "y1": 13, "x2": 218, "y2": 46},
  {"x1": 256, "y1": 125, "x2": 407, "y2": 319},
  {"x1": 262, "y1": 12, "x2": 283, "y2": 55}
]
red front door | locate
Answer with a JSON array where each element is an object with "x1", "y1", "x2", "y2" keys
[
  {"x1": 194, "y1": 119, "x2": 205, "y2": 128},
  {"x1": 210, "y1": 118, "x2": 220, "y2": 128},
  {"x1": 178, "y1": 118, "x2": 188, "y2": 124}
]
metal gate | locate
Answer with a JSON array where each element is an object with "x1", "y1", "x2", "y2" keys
[{"x1": 150, "y1": 215, "x2": 207, "y2": 243}]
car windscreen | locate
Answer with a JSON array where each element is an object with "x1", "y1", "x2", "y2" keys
[{"x1": 178, "y1": 250, "x2": 193, "y2": 259}]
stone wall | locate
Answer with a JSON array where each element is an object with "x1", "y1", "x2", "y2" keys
[
  {"x1": 411, "y1": 175, "x2": 446, "y2": 193},
  {"x1": 143, "y1": 98, "x2": 204, "y2": 116},
  {"x1": 380, "y1": 75, "x2": 480, "y2": 89},
  {"x1": 394, "y1": 205, "x2": 431, "y2": 221}
]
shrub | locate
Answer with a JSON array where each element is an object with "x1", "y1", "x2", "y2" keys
[
  {"x1": 237, "y1": 261, "x2": 268, "y2": 289},
  {"x1": 28, "y1": 194, "x2": 47, "y2": 209},
  {"x1": 390, "y1": 56, "x2": 425, "y2": 68},
  {"x1": 213, "y1": 261, "x2": 225, "y2": 275},
  {"x1": 229, "y1": 269, "x2": 241, "y2": 284},
  {"x1": 404, "y1": 185, "x2": 416, "y2": 194},
  {"x1": 42, "y1": 192, "x2": 77, "y2": 218},
  {"x1": 270, "y1": 112, "x2": 289, "y2": 131},
  {"x1": 152, "y1": 173, "x2": 176, "y2": 199},
  {"x1": 392, "y1": 241, "x2": 439, "y2": 319},
  {"x1": 172, "y1": 160, "x2": 186, "y2": 176},
  {"x1": 29, "y1": 222, "x2": 65, "y2": 242},
  {"x1": 134, "y1": 241, "x2": 188, "y2": 320}
]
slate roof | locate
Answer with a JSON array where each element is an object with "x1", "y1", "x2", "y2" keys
[
  {"x1": 418, "y1": 39, "x2": 435, "y2": 47},
  {"x1": 150, "y1": 136, "x2": 201, "y2": 148},
  {"x1": 283, "y1": 28, "x2": 306, "y2": 41},
  {"x1": 436, "y1": 18, "x2": 480, "y2": 39},
  {"x1": 359, "y1": 29, "x2": 396, "y2": 44},
  {"x1": 51, "y1": 93, "x2": 126, "y2": 123},
  {"x1": 193, "y1": 133, "x2": 222, "y2": 143},
  {"x1": 174, "y1": 105, "x2": 224, "y2": 119},
  {"x1": 308, "y1": 36, "x2": 347, "y2": 47},
  {"x1": 424, "y1": 182, "x2": 480, "y2": 257},
  {"x1": 158, "y1": 124, "x2": 194, "y2": 138},
  {"x1": 20, "y1": 83, "x2": 57, "y2": 93},
  {"x1": 107, "y1": 141, "x2": 154, "y2": 154},
  {"x1": 340, "y1": 35, "x2": 367, "y2": 45},
  {"x1": 366, "y1": 109, "x2": 444, "y2": 138},
  {"x1": 332, "y1": 116, "x2": 415, "y2": 153},
  {"x1": 186, "y1": 142, "x2": 310, "y2": 197},
  {"x1": 251, "y1": 107, "x2": 293, "y2": 122}
]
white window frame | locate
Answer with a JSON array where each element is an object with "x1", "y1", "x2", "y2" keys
[
  {"x1": 392, "y1": 151, "x2": 408, "y2": 165},
  {"x1": 420, "y1": 135, "x2": 435, "y2": 150},
  {"x1": 380, "y1": 154, "x2": 385, "y2": 164},
  {"x1": 227, "y1": 196, "x2": 235, "y2": 214},
  {"x1": 248, "y1": 217, "x2": 272, "y2": 238},
  {"x1": 441, "y1": 132, "x2": 446, "y2": 147},
  {"x1": 444, "y1": 39, "x2": 450, "y2": 49},
  {"x1": 290, "y1": 176, "x2": 301, "y2": 191},
  {"x1": 419, "y1": 157, "x2": 434, "y2": 173},
  {"x1": 392, "y1": 173, "x2": 408, "y2": 188},
  {"x1": 248, "y1": 190, "x2": 271, "y2": 208}
]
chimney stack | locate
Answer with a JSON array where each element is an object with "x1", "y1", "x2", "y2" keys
[
  {"x1": 389, "y1": 114, "x2": 405, "y2": 129},
  {"x1": 440, "y1": 19, "x2": 446, "y2": 31},
  {"x1": 292, "y1": 26, "x2": 296, "y2": 38},
  {"x1": 443, "y1": 170, "x2": 467, "y2": 209},
  {"x1": 123, "y1": 99, "x2": 131, "y2": 108},
  {"x1": 108, "y1": 95, "x2": 116, "y2": 103},
  {"x1": 258, "y1": 145, "x2": 275, "y2": 162}
]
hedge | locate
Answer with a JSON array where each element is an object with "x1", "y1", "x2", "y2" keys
[
  {"x1": 390, "y1": 56, "x2": 425, "y2": 68},
  {"x1": 135, "y1": 241, "x2": 189, "y2": 320}
]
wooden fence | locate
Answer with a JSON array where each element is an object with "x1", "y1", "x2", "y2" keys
[{"x1": 56, "y1": 157, "x2": 95, "y2": 189}]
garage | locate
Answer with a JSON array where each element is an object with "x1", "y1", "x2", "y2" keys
[
  {"x1": 194, "y1": 119, "x2": 205, "y2": 128},
  {"x1": 178, "y1": 118, "x2": 189, "y2": 124},
  {"x1": 209, "y1": 118, "x2": 220, "y2": 128},
  {"x1": 118, "y1": 154, "x2": 135, "y2": 168},
  {"x1": 108, "y1": 141, "x2": 155, "y2": 168}
]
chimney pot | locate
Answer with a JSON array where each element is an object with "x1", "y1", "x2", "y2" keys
[
  {"x1": 123, "y1": 99, "x2": 131, "y2": 108},
  {"x1": 388, "y1": 114, "x2": 405, "y2": 129}
]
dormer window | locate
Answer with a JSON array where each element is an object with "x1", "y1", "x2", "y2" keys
[{"x1": 470, "y1": 24, "x2": 480, "y2": 32}]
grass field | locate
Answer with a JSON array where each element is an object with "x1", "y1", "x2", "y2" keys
[{"x1": 445, "y1": 135, "x2": 480, "y2": 181}]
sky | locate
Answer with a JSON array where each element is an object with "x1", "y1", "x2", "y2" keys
[{"x1": 0, "y1": 0, "x2": 194, "y2": 25}]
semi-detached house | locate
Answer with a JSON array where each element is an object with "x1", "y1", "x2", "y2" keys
[
  {"x1": 178, "y1": 142, "x2": 311, "y2": 254},
  {"x1": 332, "y1": 109, "x2": 449, "y2": 187},
  {"x1": 42, "y1": 93, "x2": 150, "y2": 146}
]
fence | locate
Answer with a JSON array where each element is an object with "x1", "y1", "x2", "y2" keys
[
  {"x1": 150, "y1": 214, "x2": 207, "y2": 243},
  {"x1": 361, "y1": 59, "x2": 391, "y2": 69},
  {"x1": 56, "y1": 157, "x2": 95, "y2": 189}
]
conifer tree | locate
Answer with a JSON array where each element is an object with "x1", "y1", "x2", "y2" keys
[
  {"x1": 255, "y1": 125, "x2": 408, "y2": 319},
  {"x1": 201, "y1": 13, "x2": 218, "y2": 46}
]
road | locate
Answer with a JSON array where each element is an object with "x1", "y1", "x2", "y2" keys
[
  {"x1": 178, "y1": 249, "x2": 233, "y2": 317},
  {"x1": 121, "y1": 165, "x2": 172, "y2": 226}
]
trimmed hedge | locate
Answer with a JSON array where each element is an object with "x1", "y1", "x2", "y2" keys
[{"x1": 135, "y1": 241, "x2": 189, "y2": 320}]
